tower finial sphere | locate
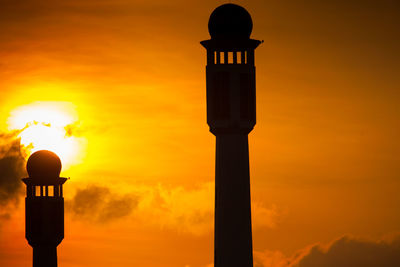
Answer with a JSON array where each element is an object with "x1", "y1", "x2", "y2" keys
[
  {"x1": 208, "y1": 3, "x2": 253, "y2": 39},
  {"x1": 26, "y1": 150, "x2": 62, "y2": 179}
]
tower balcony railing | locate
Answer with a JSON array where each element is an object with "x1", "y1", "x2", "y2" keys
[{"x1": 25, "y1": 185, "x2": 64, "y2": 198}]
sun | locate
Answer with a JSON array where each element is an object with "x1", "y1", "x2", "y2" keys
[{"x1": 7, "y1": 101, "x2": 85, "y2": 169}]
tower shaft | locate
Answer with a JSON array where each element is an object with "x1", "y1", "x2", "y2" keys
[
  {"x1": 215, "y1": 133, "x2": 253, "y2": 267},
  {"x1": 25, "y1": 197, "x2": 64, "y2": 267},
  {"x1": 33, "y1": 246, "x2": 57, "y2": 267}
]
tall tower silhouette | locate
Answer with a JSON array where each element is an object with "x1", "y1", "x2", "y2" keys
[
  {"x1": 22, "y1": 150, "x2": 68, "y2": 267},
  {"x1": 201, "y1": 4, "x2": 261, "y2": 267}
]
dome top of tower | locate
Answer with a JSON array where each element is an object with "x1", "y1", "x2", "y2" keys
[
  {"x1": 27, "y1": 150, "x2": 62, "y2": 179},
  {"x1": 208, "y1": 3, "x2": 253, "y2": 39}
]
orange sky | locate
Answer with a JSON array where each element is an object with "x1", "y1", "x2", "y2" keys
[{"x1": 0, "y1": 1, "x2": 399, "y2": 267}]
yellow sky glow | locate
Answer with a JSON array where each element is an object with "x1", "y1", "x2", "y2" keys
[{"x1": 7, "y1": 101, "x2": 85, "y2": 169}]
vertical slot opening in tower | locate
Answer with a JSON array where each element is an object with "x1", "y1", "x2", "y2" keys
[
  {"x1": 48, "y1": 186, "x2": 54, "y2": 197},
  {"x1": 228, "y1": 52, "x2": 233, "y2": 64},
  {"x1": 220, "y1": 52, "x2": 225, "y2": 64},
  {"x1": 35, "y1": 186, "x2": 41, "y2": 197},
  {"x1": 237, "y1": 52, "x2": 242, "y2": 64}
]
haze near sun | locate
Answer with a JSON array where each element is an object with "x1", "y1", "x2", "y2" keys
[{"x1": 7, "y1": 101, "x2": 86, "y2": 169}]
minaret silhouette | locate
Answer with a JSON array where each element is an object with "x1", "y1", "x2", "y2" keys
[
  {"x1": 22, "y1": 150, "x2": 68, "y2": 267},
  {"x1": 201, "y1": 4, "x2": 261, "y2": 267}
]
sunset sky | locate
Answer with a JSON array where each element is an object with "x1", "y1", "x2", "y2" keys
[{"x1": 0, "y1": 1, "x2": 399, "y2": 266}]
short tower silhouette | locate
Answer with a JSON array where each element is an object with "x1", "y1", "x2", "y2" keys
[
  {"x1": 22, "y1": 150, "x2": 68, "y2": 267},
  {"x1": 201, "y1": 4, "x2": 261, "y2": 267}
]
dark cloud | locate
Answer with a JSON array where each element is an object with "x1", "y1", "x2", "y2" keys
[
  {"x1": 0, "y1": 132, "x2": 27, "y2": 222},
  {"x1": 66, "y1": 184, "x2": 139, "y2": 223},
  {"x1": 66, "y1": 182, "x2": 276, "y2": 235},
  {"x1": 254, "y1": 235, "x2": 400, "y2": 267},
  {"x1": 296, "y1": 235, "x2": 400, "y2": 267}
]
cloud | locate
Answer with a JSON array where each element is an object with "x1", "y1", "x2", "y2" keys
[
  {"x1": 137, "y1": 182, "x2": 214, "y2": 235},
  {"x1": 0, "y1": 133, "x2": 277, "y2": 232},
  {"x1": 0, "y1": 130, "x2": 278, "y2": 234},
  {"x1": 66, "y1": 181, "x2": 279, "y2": 236},
  {"x1": 254, "y1": 250, "x2": 290, "y2": 267},
  {"x1": 254, "y1": 234, "x2": 400, "y2": 267},
  {"x1": 0, "y1": 131, "x2": 27, "y2": 222},
  {"x1": 64, "y1": 121, "x2": 92, "y2": 137},
  {"x1": 252, "y1": 203, "x2": 280, "y2": 229},
  {"x1": 295, "y1": 235, "x2": 400, "y2": 267},
  {"x1": 66, "y1": 184, "x2": 140, "y2": 223},
  {"x1": 66, "y1": 182, "x2": 213, "y2": 233},
  {"x1": 135, "y1": 182, "x2": 280, "y2": 235}
]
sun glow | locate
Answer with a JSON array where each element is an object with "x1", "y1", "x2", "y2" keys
[{"x1": 8, "y1": 102, "x2": 85, "y2": 169}]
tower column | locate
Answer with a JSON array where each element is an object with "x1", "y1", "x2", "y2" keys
[
  {"x1": 33, "y1": 246, "x2": 57, "y2": 267},
  {"x1": 22, "y1": 150, "x2": 68, "y2": 267},
  {"x1": 201, "y1": 3, "x2": 261, "y2": 267},
  {"x1": 215, "y1": 133, "x2": 253, "y2": 267}
]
